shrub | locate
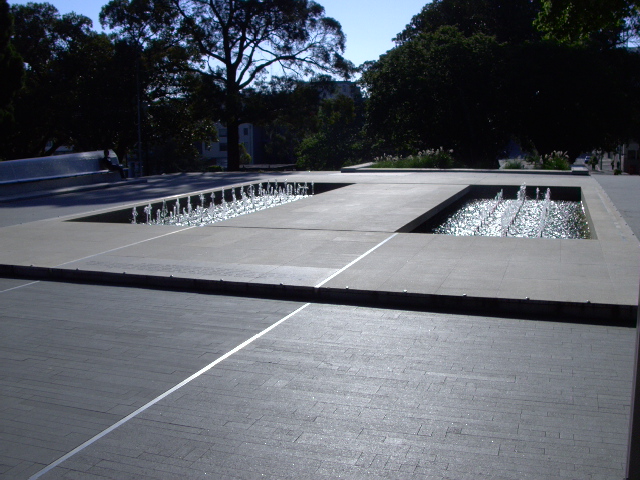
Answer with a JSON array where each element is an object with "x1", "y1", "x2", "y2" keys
[
  {"x1": 525, "y1": 153, "x2": 541, "y2": 168},
  {"x1": 540, "y1": 151, "x2": 570, "y2": 170},
  {"x1": 503, "y1": 159, "x2": 524, "y2": 169},
  {"x1": 372, "y1": 148, "x2": 455, "y2": 168}
]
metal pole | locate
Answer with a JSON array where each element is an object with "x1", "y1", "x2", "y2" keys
[
  {"x1": 136, "y1": 55, "x2": 143, "y2": 176},
  {"x1": 626, "y1": 286, "x2": 640, "y2": 479}
]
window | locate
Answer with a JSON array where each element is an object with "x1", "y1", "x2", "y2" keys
[
  {"x1": 243, "y1": 127, "x2": 249, "y2": 136},
  {"x1": 220, "y1": 143, "x2": 227, "y2": 152}
]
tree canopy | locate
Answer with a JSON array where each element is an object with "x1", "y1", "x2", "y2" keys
[
  {"x1": 1, "y1": 2, "x2": 217, "y2": 168},
  {"x1": 0, "y1": 0, "x2": 24, "y2": 131},
  {"x1": 103, "y1": 0, "x2": 352, "y2": 171},
  {"x1": 361, "y1": 0, "x2": 640, "y2": 166},
  {"x1": 1, "y1": 3, "x2": 99, "y2": 158},
  {"x1": 395, "y1": 0, "x2": 542, "y2": 45},
  {"x1": 534, "y1": 0, "x2": 640, "y2": 46},
  {"x1": 363, "y1": 26, "x2": 506, "y2": 164},
  {"x1": 4, "y1": 0, "x2": 640, "y2": 170}
]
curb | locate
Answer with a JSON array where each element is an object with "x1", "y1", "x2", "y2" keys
[{"x1": 1, "y1": 264, "x2": 635, "y2": 328}]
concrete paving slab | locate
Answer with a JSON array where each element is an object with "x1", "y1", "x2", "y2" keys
[
  {"x1": 0, "y1": 170, "x2": 636, "y2": 321},
  {"x1": 1, "y1": 169, "x2": 639, "y2": 478},
  {"x1": 0, "y1": 281, "x2": 303, "y2": 479},
  {"x1": 13, "y1": 301, "x2": 631, "y2": 480},
  {"x1": 594, "y1": 175, "x2": 640, "y2": 238}
]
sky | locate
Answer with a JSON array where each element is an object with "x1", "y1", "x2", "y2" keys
[{"x1": 8, "y1": 0, "x2": 430, "y2": 67}]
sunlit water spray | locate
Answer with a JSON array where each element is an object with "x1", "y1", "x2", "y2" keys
[
  {"x1": 131, "y1": 181, "x2": 313, "y2": 226},
  {"x1": 432, "y1": 183, "x2": 589, "y2": 239}
]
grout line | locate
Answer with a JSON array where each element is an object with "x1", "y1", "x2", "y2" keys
[
  {"x1": 54, "y1": 226, "x2": 199, "y2": 268},
  {"x1": 29, "y1": 232, "x2": 400, "y2": 478},
  {"x1": 29, "y1": 302, "x2": 311, "y2": 479},
  {"x1": 0, "y1": 280, "x2": 40, "y2": 294},
  {"x1": 314, "y1": 233, "x2": 398, "y2": 288}
]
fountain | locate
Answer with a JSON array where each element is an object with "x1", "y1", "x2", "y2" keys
[
  {"x1": 68, "y1": 181, "x2": 347, "y2": 225},
  {"x1": 424, "y1": 183, "x2": 590, "y2": 239},
  {"x1": 132, "y1": 181, "x2": 313, "y2": 227}
]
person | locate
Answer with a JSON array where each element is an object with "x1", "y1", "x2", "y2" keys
[{"x1": 102, "y1": 149, "x2": 126, "y2": 179}]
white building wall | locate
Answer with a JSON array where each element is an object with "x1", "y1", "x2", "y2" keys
[{"x1": 199, "y1": 123, "x2": 254, "y2": 167}]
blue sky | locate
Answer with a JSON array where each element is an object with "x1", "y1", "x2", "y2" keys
[{"x1": 8, "y1": 0, "x2": 430, "y2": 66}]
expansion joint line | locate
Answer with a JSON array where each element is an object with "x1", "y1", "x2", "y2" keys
[
  {"x1": 2, "y1": 227, "x2": 200, "y2": 295},
  {"x1": 29, "y1": 232, "x2": 399, "y2": 479},
  {"x1": 29, "y1": 303, "x2": 311, "y2": 479},
  {"x1": 314, "y1": 233, "x2": 398, "y2": 288}
]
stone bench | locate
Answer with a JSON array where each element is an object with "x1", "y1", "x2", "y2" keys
[{"x1": 0, "y1": 150, "x2": 126, "y2": 198}]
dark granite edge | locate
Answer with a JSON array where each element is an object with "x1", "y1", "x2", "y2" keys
[
  {"x1": 341, "y1": 163, "x2": 580, "y2": 175},
  {"x1": 1, "y1": 264, "x2": 635, "y2": 328}
]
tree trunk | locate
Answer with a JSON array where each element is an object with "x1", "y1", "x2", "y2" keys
[
  {"x1": 225, "y1": 86, "x2": 241, "y2": 171},
  {"x1": 226, "y1": 119, "x2": 240, "y2": 171}
]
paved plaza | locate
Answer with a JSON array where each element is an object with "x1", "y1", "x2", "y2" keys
[{"x1": 1, "y1": 170, "x2": 639, "y2": 479}]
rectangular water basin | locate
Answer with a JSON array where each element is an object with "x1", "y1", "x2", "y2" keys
[
  {"x1": 401, "y1": 185, "x2": 591, "y2": 239},
  {"x1": 69, "y1": 182, "x2": 350, "y2": 225}
]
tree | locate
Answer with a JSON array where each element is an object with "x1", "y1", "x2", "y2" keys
[
  {"x1": 101, "y1": 0, "x2": 212, "y2": 172},
  {"x1": 243, "y1": 76, "x2": 327, "y2": 164},
  {"x1": 0, "y1": 0, "x2": 24, "y2": 133},
  {"x1": 506, "y1": 42, "x2": 640, "y2": 157},
  {"x1": 104, "y1": 0, "x2": 352, "y2": 171},
  {"x1": 145, "y1": 89, "x2": 218, "y2": 173},
  {"x1": 395, "y1": 0, "x2": 542, "y2": 45},
  {"x1": 534, "y1": 0, "x2": 639, "y2": 46},
  {"x1": 363, "y1": 0, "x2": 640, "y2": 165},
  {"x1": 362, "y1": 26, "x2": 507, "y2": 165},
  {"x1": 297, "y1": 93, "x2": 364, "y2": 170},
  {"x1": 1, "y1": 3, "x2": 97, "y2": 159}
]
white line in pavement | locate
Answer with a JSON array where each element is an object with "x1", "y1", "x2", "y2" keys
[
  {"x1": 55, "y1": 226, "x2": 199, "y2": 267},
  {"x1": 314, "y1": 233, "x2": 398, "y2": 288},
  {"x1": 29, "y1": 302, "x2": 312, "y2": 480},
  {"x1": 0, "y1": 281, "x2": 40, "y2": 294},
  {"x1": 28, "y1": 231, "x2": 400, "y2": 478}
]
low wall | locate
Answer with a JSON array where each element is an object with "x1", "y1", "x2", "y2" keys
[{"x1": 0, "y1": 150, "x2": 125, "y2": 198}]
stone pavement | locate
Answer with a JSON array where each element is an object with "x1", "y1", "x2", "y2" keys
[
  {"x1": 0, "y1": 170, "x2": 639, "y2": 479},
  {"x1": 593, "y1": 174, "x2": 640, "y2": 238}
]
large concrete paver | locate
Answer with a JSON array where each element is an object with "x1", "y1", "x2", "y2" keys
[
  {"x1": 594, "y1": 175, "x2": 640, "y2": 238},
  {"x1": 323, "y1": 233, "x2": 638, "y2": 305},
  {"x1": 1, "y1": 172, "x2": 637, "y2": 313}
]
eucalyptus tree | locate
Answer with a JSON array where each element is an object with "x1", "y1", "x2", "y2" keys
[
  {"x1": 2, "y1": 3, "x2": 96, "y2": 158},
  {"x1": 0, "y1": 0, "x2": 23, "y2": 132},
  {"x1": 534, "y1": 0, "x2": 639, "y2": 47},
  {"x1": 395, "y1": 0, "x2": 542, "y2": 45},
  {"x1": 103, "y1": 0, "x2": 352, "y2": 171}
]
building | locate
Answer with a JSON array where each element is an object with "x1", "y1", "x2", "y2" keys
[
  {"x1": 197, "y1": 123, "x2": 265, "y2": 168},
  {"x1": 622, "y1": 141, "x2": 640, "y2": 174},
  {"x1": 198, "y1": 81, "x2": 361, "y2": 168},
  {"x1": 316, "y1": 81, "x2": 362, "y2": 101}
]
